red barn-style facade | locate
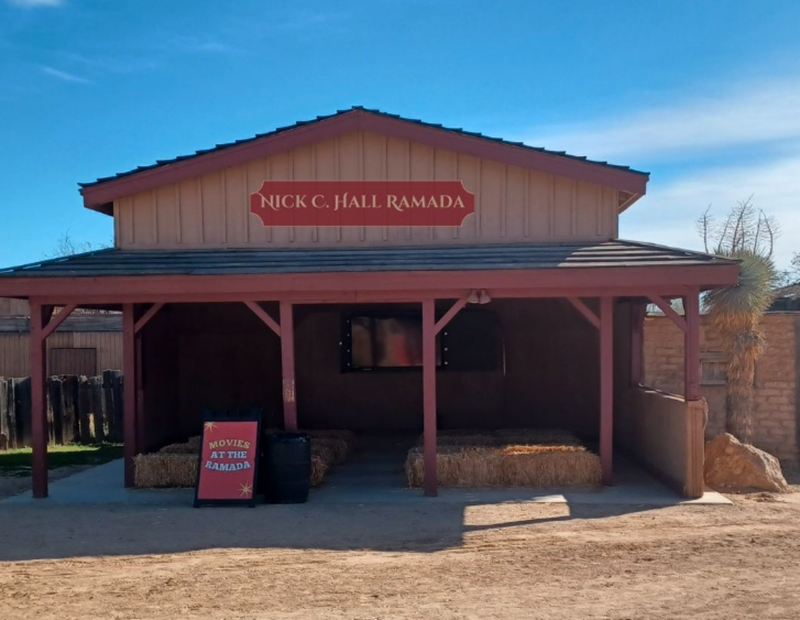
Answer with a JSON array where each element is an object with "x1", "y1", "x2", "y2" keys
[{"x1": 0, "y1": 107, "x2": 738, "y2": 499}]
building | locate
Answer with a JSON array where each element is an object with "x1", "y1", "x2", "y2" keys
[
  {"x1": 0, "y1": 299, "x2": 122, "y2": 378},
  {"x1": 645, "y1": 294, "x2": 800, "y2": 465},
  {"x1": 0, "y1": 107, "x2": 738, "y2": 499}
]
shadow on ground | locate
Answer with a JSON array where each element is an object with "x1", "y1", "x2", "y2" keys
[
  {"x1": 0, "y1": 436, "x2": 729, "y2": 561},
  {"x1": 0, "y1": 499, "x2": 673, "y2": 562}
]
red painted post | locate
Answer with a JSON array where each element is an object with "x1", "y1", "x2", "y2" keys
[
  {"x1": 422, "y1": 298, "x2": 438, "y2": 496},
  {"x1": 599, "y1": 296, "x2": 614, "y2": 486},
  {"x1": 122, "y1": 303, "x2": 137, "y2": 487},
  {"x1": 684, "y1": 288, "x2": 701, "y2": 401},
  {"x1": 30, "y1": 301, "x2": 49, "y2": 498},
  {"x1": 630, "y1": 301, "x2": 645, "y2": 386},
  {"x1": 135, "y1": 333, "x2": 145, "y2": 452},
  {"x1": 279, "y1": 301, "x2": 298, "y2": 432}
]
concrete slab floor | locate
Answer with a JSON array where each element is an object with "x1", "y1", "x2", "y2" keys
[{"x1": 2, "y1": 437, "x2": 731, "y2": 507}]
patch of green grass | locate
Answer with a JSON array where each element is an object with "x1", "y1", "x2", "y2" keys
[{"x1": 0, "y1": 443, "x2": 124, "y2": 477}]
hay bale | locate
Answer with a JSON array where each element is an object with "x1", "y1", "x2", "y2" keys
[
  {"x1": 494, "y1": 429, "x2": 581, "y2": 445},
  {"x1": 306, "y1": 429, "x2": 356, "y2": 456},
  {"x1": 158, "y1": 436, "x2": 201, "y2": 454},
  {"x1": 499, "y1": 445, "x2": 602, "y2": 486},
  {"x1": 405, "y1": 444, "x2": 601, "y2": 488},
  {"x1": 310, "y1": 454, "x2": 330, "y2": 487},
  {"x1": 134, "y1": 453, "x2": 198, "y2": 488},
  {"x1": 311, "y1": 437, "x2": 349, "y2": 464},
  {"x1": 418, "y1": 429, "x2": 582, "y2": 448}
]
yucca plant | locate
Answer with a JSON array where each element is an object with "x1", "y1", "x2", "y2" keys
[{"x1": 698, "y1": 199, "x2": 779, "y2": 443}]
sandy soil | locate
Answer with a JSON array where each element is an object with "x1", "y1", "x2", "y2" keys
[{"x1": 1, "y1": 494, "x2": 799, "y2": 620}]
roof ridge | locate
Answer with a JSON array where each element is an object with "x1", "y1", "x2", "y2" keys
[{"x1": 79, "y1": 106, "x2": 649, "y2": 189}]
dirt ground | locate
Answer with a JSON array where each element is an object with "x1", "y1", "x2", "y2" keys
[{"x1": 1, "y1": 493, "x2": 799, "y2": 620}]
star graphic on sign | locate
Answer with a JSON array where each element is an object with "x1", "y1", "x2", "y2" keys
[
  {"x1": 204, "y1": 421, "x2": 217, "y2": 433},
  {"x1": 239, "y1": 482, "x2": 253, "y2": 498}
]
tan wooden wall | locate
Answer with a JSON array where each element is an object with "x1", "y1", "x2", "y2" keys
[
  {"x1": 0, "y1": 298, "x2": 29, "y2": 316},
  {"x1": 0, "y1": 332, "x2": 122, "y2": 378},
  {"x1": 115, "y1": 130, "x2": 621, "y2": 249}
]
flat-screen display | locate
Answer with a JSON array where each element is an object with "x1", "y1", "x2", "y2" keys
[{"x1": 347, "y1": 315, "x2": 441, "y2": 369}]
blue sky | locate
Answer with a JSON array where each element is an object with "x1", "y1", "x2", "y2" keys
[{"x1": 1, "y1": 0, "x2": 798, "y2": 267}]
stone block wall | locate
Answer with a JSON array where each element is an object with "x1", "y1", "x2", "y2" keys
[{"x1": 643, "y1": 313, "x2": 799, "y2": 464}]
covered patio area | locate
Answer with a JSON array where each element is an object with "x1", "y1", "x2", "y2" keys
[{"x1": 0, "y1": 240, "x2": 738, "y2": 500}]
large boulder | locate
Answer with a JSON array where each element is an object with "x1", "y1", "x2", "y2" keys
[{"x1": 705, "y1": 433, "x2": 789, "y2": 493}]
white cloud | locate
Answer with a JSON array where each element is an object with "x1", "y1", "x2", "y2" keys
[
  {"x1": 7, "y1": 0, "x2": 63, "y2": 7},
  {"x1": 40, "y1": 66, "x2": 90, "y2": 84},
  {"x1": 621, "y1": 155, "x2": 800, "y2": 266},
  {"x1": 528, "y1": 78, "x2": 800, "y2": 161}
]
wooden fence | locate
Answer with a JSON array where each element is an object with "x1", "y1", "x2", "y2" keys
[{"x1": 0, "y1": 370, "x2": 124, "y2": 450}]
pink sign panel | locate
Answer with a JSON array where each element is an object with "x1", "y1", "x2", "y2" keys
[{"x1": 249, "y1": 180, "x2": 475, "y2": 228}]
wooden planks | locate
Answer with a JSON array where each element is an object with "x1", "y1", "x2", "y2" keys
[{"x1": 0, "y1": 371, "x2": 123, "y2": 449}]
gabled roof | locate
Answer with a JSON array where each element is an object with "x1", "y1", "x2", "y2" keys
[{"x1": 79, "y1": 107, "x2": 649, "y2": 215}]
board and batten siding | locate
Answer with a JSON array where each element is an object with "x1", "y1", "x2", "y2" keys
[
  {"x1": 0, "y1": 332, "x2": 122, "y2": 378},
  {"x1": 114, "y1": 130, "x2": 620, "y2": 249}
]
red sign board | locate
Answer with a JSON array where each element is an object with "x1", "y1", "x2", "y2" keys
[
  {"x1": 249, "y1": 180, "x2": 475, "y2": 228},
  {"x1": 194, "y1": 417, "x2": 260, "y2": 506}
]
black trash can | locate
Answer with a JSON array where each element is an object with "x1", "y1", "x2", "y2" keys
[{"x1": 262, "y1": 432, "x2": 311, "y2": 503}]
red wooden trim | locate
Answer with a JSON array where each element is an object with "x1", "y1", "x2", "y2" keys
[
  {"x1": 599, "y1": 296, "x2": 614, "y2": 486},
  {"x1": 630, "y1": 301, "x2": 646, "y2": 386},
  {"x1": 243, "y1": 300, "x2": 280, "y2": 336},
  {"x1": 0, "y1": 263, "x2": 741, "y2": 301},
  {"x1": 81, "y1": 112, "x2": 362, "y2": 212},
  {"x1": 279, "y1": 301, "x2": 298, "y2": 432},
  {"x1": 135, "y1": 332, "x2": 145, "y2": 452},
  {"x1": 122, "y1": 304, "x2": 137, "y2": 487},
  {"x1": 41, "y1": 303, "x2": 77, "y2": 340},
  {"x1": 684, "y1": 288, "x2": 701, "y2": 401},
  {"x1": 80, "y1": 109, "x2": 648, "y2": 212},
  {"x1": 32, "y1": 285, "x2": 699, "y2": 307},
  {"x1": 566, "y1": 297, "x2": 599, "y2": 330},
  {"x1": 647, "y1": 294, "x2": 687, "y2": 333},
  {"x1": 434, "y1": 296, "x2": 468, "y2": 335},
  {"x1": 134, "y1": 302, "x2": 164, "y2": 334},
  {"x1": 422, "y1": 298, "x2": 438, "y2": 497},
  {"x1": 30, "y1": 301, "x2": 49, "y2": 498}
]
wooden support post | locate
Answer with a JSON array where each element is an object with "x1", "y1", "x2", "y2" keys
[
  {"x1": 630, "y1": 301, "x2": 645, "y2": 386},
  {"x1": 122, "y1": 303, "x2": 137, "y2": 487},
  {"x1": 684, "y1": 287, "x2": 701, "y2": 401},
  {"x1": 422, "y1": 298, "x2": 438, "y2": 497},
  {"x1": 599, "y1": 296, "x2": 614, "y2": 486},
  {"x1": 135, "y1": 332, "x2": 145, "y2": 452},
  {"x1": 279, "y1": 301, "x2": 298, "y2": 432},
  {"x1": 30, "y1": 301, "x2": 50, "y2": 498}
]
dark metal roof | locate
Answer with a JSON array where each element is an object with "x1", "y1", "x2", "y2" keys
[
  {"x1": 0, "y1": 313, "x2": 121, "y2": 333},
  {"x1": 0, "y1": 241, "x2": 735, "y2": 279},
  {"x1": 78, "y1": 107, "x2": 649, "y2": 189}
]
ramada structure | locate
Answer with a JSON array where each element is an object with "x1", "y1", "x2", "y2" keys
[{"x1": 0, "y1": 107, "x2": 739, "y2": 499}]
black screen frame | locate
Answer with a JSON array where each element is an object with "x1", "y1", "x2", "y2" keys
[{"x1": 340, "y1": 312, "x2": 446, "y2": 372}]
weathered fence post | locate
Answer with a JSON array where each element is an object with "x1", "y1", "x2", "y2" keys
[
  {"x1": 0, "y1": 378, "x2": 8, "y2": 450},
  {"x1": 90, "y1": 375, "x2": 105, "y2": 442},
  {"x1": 78, "y1": 377, "x2": 94, "y2": 443},
  {"x1": 0, "y1": 372, "x2": 124, "y2": 449},
  {"x1": 16, "y1": 377, "x2": 31, "y2": 447}
]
